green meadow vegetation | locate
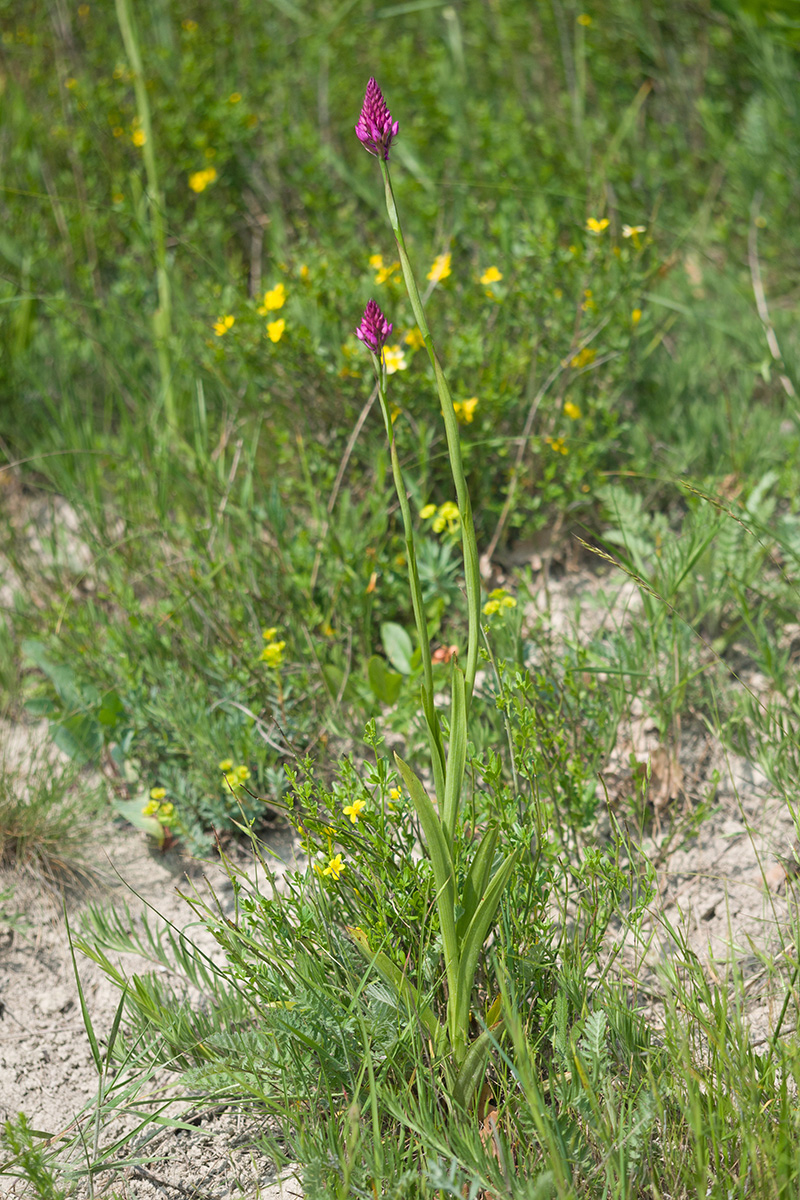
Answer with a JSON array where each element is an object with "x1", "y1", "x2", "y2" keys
[{"x1": 2, "y1": 0, "x2": 800, "y2": 1194}]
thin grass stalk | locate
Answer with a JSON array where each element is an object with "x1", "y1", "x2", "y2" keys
[{"x1": 114, "y1": 0, "x2": 175, "y2": 432}]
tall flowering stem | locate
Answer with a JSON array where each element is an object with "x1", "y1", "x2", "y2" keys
[
  {"x1": 356, "y1": 301, "x2": 446, "y2": 806},
  {"x1": 353, "y1": 82, "x2": 519, "y2": 1086},
  {"x1": 376, "y1": 157, "x2": 481, "y2": 718}
]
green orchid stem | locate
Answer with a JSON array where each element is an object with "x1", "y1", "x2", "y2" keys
[
  {"x1": 379, "y1": 160, "x2": 481, "y2": 714},
  {"x1": 374, "y1": 359, "x2": 447, "y2": 805}
]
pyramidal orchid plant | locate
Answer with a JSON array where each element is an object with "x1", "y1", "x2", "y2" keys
[{"x1": 351, "y1": 78, "x2": 518, "y2": 1102}]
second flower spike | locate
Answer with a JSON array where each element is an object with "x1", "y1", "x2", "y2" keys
[
  {"x1": 355, "y1": 299, "x2": 393, "y2": 354},
  {"x1": 355, "y1": 77, "x2": 398, "y2": 161}
]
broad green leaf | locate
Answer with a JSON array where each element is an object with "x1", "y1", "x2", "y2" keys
[
  {"x1": 381, "y1": 621, "x2": 414, "y2": 675},
  {"x1": 442, "y1": 665, "x2": 467, "y2": 843},
  {"x1": 52, "y1": 712, "x2": 103, "y2": 764},
  {"x1": 367, "y1": 655, "x2": 403, "y2": 705},
  {"x1": 452, "y1": 1021, "x2": 504, "y2": 1111},
  {"x1": 115, "y1": 798, "x2": 167, "y2": 847}
]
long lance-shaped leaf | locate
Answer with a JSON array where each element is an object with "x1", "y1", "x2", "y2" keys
[
  {"x1": 456, "y1": 824, "x2": 499, "y2": 945},
  {"x1": 442, "y1": 665, "x2": 467, "y2": 845},
  {"x1": 454, "y1": 848, "x2": 519, "y2": 1056},
  {"x1": 452, "y1": 1018, "x2": 505, "y2": 1112},
  {"x1": 394, "y1": 754, "x2": 459, "y2": 1007},
  {"x1": 347, "y1": 925, "x2": 444, "y2": 1047}
]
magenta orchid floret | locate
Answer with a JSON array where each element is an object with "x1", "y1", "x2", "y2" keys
[
  {"x1": 355, "y1": 77, "x2": 398, "y2": 161},
  {"x1": 356, "y1": 299, "x2": 392, "y2": 354}
]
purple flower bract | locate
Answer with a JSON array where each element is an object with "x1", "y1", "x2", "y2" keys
[
  {"x1": 355, "y1": 299, "x2": 392, "y2": 353},
  {"x1": 355, "y1": 77, "x2": 398, "y2": 161}
]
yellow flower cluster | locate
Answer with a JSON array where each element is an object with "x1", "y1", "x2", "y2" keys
[
  {"x1": 142, "y1": 786, "x2": 176, "y2": 825},
  {"x1": 369, "y1": 254, "x2": 400, "y2": 285},
  {"x1": 189, "y1": 167, "x2": 217, "y2": 193},
  {"x1": 260, "y1": 626, "x2": 285, "y2": 668},
  {"x1": 570, "y1": 346, "x2": 596, "y2": 369},
  {"x1": 427, "y1": 252, "x2": 451, "y2": 284},
  {"x1": 214, "y1": 314, "x2": 234, "y2": 336},
  {"x1": 483, "y1": 588, "x2": 517, "y2": 617},
  {"x1": 259, "y1": 283, "x2": 286, "y2": 312},
  {"x1": 453, "y1": 397, "x2": 478, "y2": 424},
  {"x1": 421, "y1": 500, "x2": 460, "y2": 535},
  {"x1": 219, "y1": 759, "x2": 251, "y2": 790}
]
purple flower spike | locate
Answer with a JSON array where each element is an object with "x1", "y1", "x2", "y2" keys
[
  {"x1": 355, "y1": 77, "x2": 398, "y2": 161},
  {"x1": 356, "y1": 299, "x2": 392, "y2": 353}
]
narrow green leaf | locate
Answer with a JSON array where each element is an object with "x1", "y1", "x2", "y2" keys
[
  {"x1": 394, "y1": 754, "x2": 458, "y2": 985},
  {"x1": 454, "y1": 849, "x2": 519, "y2": 1044},
  {"x1": 442, "y1": 665, "x2": 467, "y2": 844},
  {"x1": 456, "y1": 825, "x2": 499, "y2": 945}
]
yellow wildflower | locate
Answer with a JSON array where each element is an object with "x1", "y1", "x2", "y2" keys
[
  {"x1": 260, "y1": 640, "x2": 286, "y2": 667},
  {"x1": 149, "y1": 786, "x2": 166, "y2": 801},
  {"x1": 259, "y1": 283, "x2": 286, "y2": 312},
  {"x1": 343, "y1": 797, "x2": 366, "y2": 824},
  {"x1": 432, "y1": 501, "x2": 460, "y2": 534},
  {"x1": 420, "y1": 503, "x2": 437, "y2": 519},
  {"x1": 404, "y1": 327, "x2": 424, "y2": 350},
  {"x1": 484, "y1": 588, "x2": 516, "y2": 616},
  {"x1": 142, "y1": 800, "x2": 160, "y2": 816},
  {"x1": 545, "y1": 436, "x2": 568, "y2": 455},
  {"x1": 189, "y1": 167, "x2": 217, "y2": 193},
  {"x1": 131, "y1": 129, "x2": 146, "y2": 147},
  {"x1": 453, "y1": 397, "x2": 479, "y2": 424},
  {"x1": 564, "y1": 400, "x2": 582, "y2": 420},
  {"x1": 480, "y1": 266, "x2": 503, "y2": 285},
  {"x1": 375, "y1": 260, "x2": 399, "y2": 285},
  {"x1": 631, "y1": 308, "x2": 642, "y2": 326},
  {"x1": 427, "y1": 252, "x2": 452, "y2": 284},
  {"x1": 218, "y1": 758, "x2": 233, "y2": 772},
  {"x1": 570, "y1": 346, "x2": 596, "y2": 369},
  {"x1": 214, "y1": 314, "x2": 235, "y2": 336},
  {"x1": 267, "y1": 318, "x2": 286, "y2": 343},
  {"x1": 382, "y1": 345, "x2": 407, "y2": 375},
  {"x1": 323, "y1": 853, "x2": 344, "y2": 880},
  {"x1": 585, "y1": 217, "x2": 609, "y2": 234},
  {"x1": 622, "y1": 224, "x2": 645, "y2": 249}
]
